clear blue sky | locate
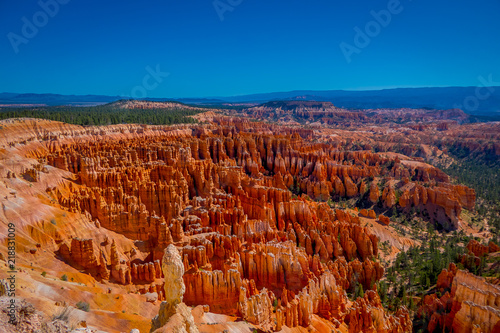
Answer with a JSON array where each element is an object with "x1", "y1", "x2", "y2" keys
[{"x1": 1, "y1": 0, "x2": 499, "y2": 98}]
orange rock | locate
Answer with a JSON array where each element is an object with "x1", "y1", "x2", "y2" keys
[
  {"x1": 344, "y1": 176, "x2": 358, "y2": 197},
  {"x1": 378, "y1": 215, "x2": 390, "y2": 226},
  {"x1": 184, "y1": 269, "x2": 242, "y2": 315},
  {"x1": 436, "y1": 263, "x2": 457, "y2": 291},
  {"x1": 359, "y1": 209, "x2": 377, "y2": 219},
  {"x1": 346, "y1": 291, "x2": 412, "y2": 333},
  {"x1": 13, "y1": 119, "x2": 432, "y2": 331},
  {"x1": 420, "y1": 268, "x2": 500, "y2": 333},
  {"x1": 382, "y1": 186, "x2": 397, "y2": 208},
  {"x1": 451, "y1": 270, "x2": 500, "y2": 333},
  {"x1": 69, "y1": 238, "x2": 98, "y2": 270},
  {"x1": 333, "y1": 176, "x2": 346, "y2": 197},
  {"x1": 368, "y1": 182, "x2": 380, "y2": 203},
  {"x1": 467, "y1": 239, "x2": 490, "y2": 257},
  {"x1": 489, "y1": 241, "x2": 500, "y2": 253}
]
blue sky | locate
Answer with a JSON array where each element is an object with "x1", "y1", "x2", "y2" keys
[{"x1": 1, "y1": 0, "x2": 499, "y2": 98}]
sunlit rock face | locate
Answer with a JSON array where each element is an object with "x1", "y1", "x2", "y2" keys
[
  {"x1": 39, "y1": 116, "x2": 418, "y2": 331},
  {"x1": 420, "y1": 263, "x2": 500, "y2": 333},
  {"x1": 9, "y1": 115, "x2": 496, "y2": 332}
]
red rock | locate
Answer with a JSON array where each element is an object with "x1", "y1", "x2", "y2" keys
[
  {"x1": 378, "y1": 215, "x2": 390, "y2": 225},
  {"x1": 20, "y1": 119, "x2": 424, "y2": 331},
  {"x1": 489, "y1": 241, "x2": 500, "y2": 253},
  {"x1": 436, "y1": 263, "x2": 457, "y2": 291},
  {"x1": 382, "y1": 186, "x2": 397, "y2": 208},
  {"x1": 69, "y1": 238, "x2": 98, "y2": 270},
  {"x1": 420, "y1": 268, "x2": 500, "y2": 333},
  {"x1": 467, "y1": 239, "x2": 490, "y2": 257},
  {"x1": 344, "y1": 176, "x2": 358, "y2": 197},
  {"x1": 368, "y1": 182, "x2": 380, "y2": 203}
]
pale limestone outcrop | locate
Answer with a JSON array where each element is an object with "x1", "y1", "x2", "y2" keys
[
  {"x1": 162, "y1": 245, "x2": 185, "y2": 304},
  {"x1": 151, "y1": 245, "x2": 198, "y2": 333}
]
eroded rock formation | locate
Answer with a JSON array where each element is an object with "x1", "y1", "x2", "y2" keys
[
  {"x1": 0, "y1": 104, "x2": 496, "y2": 333},
  {"x1": 420, "y1": 264, "x2": 500, "y2": 333},
  {"x1": 36, "y1": 120, "x2": 417, "y2": 331},
  {"x1": 150, "y1": 244, "x2": 198, "y2": 333},
  {"x1": 8, "y1": 116, "x2": 488, "y2": 332}
]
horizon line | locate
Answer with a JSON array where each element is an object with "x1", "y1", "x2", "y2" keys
[{"x1": 2, "y1": 85, "x2": 500, "y2": 100}]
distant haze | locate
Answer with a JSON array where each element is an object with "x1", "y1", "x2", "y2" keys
[{"x1": 1, "y1": 86, "x2": 499, "y2": 116}]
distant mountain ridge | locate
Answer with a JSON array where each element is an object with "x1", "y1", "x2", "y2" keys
[
  {"x1": 1, "y1": 86, "x2": 499, "y2": 115},
  {"x1": 214, "y1": 87, "x2": 500, "y2": 116},
  {"x1": 243, "y1": 100, "x2": 472, "y2": 125},
  {"x1": 258, "y1": 100, "x2": 338, "y2": 111}
]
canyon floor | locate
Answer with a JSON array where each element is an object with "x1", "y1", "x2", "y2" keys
[{"x1": 0, "y1": 102, "x2": 499, "y2": 333}]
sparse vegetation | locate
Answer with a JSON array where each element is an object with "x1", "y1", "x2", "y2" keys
[
  {"x1": 383, "y1": 231, "x2": 470, "y2": 312},
  {"x1": 436, "y1": 146, "x2": 500, "y2": 242},
  {"x1": 76, "y1": 301, "x2": 90, "y2": 312},
  {"x1": 52, "y1": 306, "x2": 71, "y2": 322}
]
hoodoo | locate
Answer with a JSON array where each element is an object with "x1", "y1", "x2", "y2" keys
[{"x1": 150, "y1": 244, "x2": 198, "y2": 333}]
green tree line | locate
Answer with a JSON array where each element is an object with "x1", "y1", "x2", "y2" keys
[{"x1": 0, "y1": 103, "x2": 202, "y2": 126}]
